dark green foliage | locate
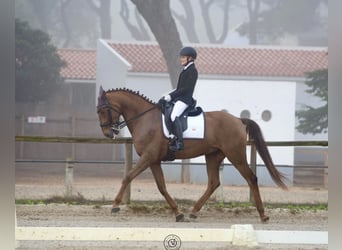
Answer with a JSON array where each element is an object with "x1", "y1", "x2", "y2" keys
[
  {"x1": 296, "y1": 68, "x2": 328, "y2": 134},
  {"x1": 15, "y1": 19, "x2": 66, "y2": 103}
]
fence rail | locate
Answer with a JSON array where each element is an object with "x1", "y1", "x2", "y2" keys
[
  {"x1": 15, "y1": 135, "x2": 328, "y2": 202},
  {"x1": 15, "y1": 135, "x2": 327, "y2": 146},
  {"x1": 15, "y1": 135, "x2": 132, "y2": 144}
]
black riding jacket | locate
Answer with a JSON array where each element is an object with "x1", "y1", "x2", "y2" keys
[{"x1": 169, "y1": 61, "x2": 198, "y2": 105}]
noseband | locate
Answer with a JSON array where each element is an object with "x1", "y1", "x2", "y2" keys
[{"x1": 96, "y1": 104, "x2": 125, "y2": 135}]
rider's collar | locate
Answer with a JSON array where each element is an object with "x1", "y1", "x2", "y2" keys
[{"x1": 183, "y1": 61, "x2": 194, "y2": 70}]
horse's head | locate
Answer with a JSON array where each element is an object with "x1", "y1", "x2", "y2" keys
[{"x1": 96, "y1": 86, "x2": 121, "y2": 139}]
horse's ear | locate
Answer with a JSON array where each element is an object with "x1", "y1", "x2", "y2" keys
[
  {"x1": 99, "y1": 85, "x2": 104, "y2": 95},
  {"x1": 100, "y1": 86, "x2": 107, "y2": 98},
  {"x1": 97, "y1": 86, "x2": 106, "y2": 106}
]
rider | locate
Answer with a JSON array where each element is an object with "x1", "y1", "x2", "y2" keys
[{"x1": 161, "y1": 46, "x2": 198, "y2": 151}]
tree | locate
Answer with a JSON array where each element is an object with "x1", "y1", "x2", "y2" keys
[
  {"x1": 60, "y1": 0, "x2": 72, "y2": 47},
  {"x1": 122, "y1": 0, "x2": 231, "y2": 44},
  {"x1": 296, "y1": 68, "x2": 328, "y2": 135},
  {"x1": 199, "y1": 0, "x2": 230, "y2": 43},
  {"x1": 239, "y1": 0, "x2": 327, "y2": 45},
  {"x1": 172, "y1": 0, "x2": 231, "y2": 43},
  {"x1": 86, "y1": 0, "x2": 112, "y2": 39},
  {"x1": 131, "y1": 0, "x2": 183, "y2": 88},
  {"x1": 172, "y1": 0, "x2": 199, "y2": 43},
  {"x1": 120, "y1": 0, "x2": 151, "y2": 41},
  {"x1": 19, "y1": 0, "x2": 100, "y2": 48},
  {"x1": 246, "y1": 0, "x2": 260, "y2": 44},
  {"x1": 15, "y1": 19, "x2": 66, "y2": 103}
]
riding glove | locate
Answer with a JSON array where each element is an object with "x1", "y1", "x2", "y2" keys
[{"x1": 164, "y1": 95, "x2": 171, "y2": 102}]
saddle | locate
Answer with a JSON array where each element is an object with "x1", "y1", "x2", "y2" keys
[{"x1": 159, "y1": 99, "x2": 203, "y2": 136}]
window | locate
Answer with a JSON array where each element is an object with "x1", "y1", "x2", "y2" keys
[
  {"x1": 261, "y1": 110, "x2": 272, "y2": 122},
  {"x1": 240, "y1": 110, "x2": 251, "y2": 119}
]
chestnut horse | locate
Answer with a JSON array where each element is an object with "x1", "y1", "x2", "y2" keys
[{"x1": 96, "y1": 87, "x2": 287, "y2": 222}]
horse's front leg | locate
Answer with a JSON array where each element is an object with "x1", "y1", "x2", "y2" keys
[
  {"x1": 111, "y1": 156, "x2": 150, "y2": 214},
  {"x1": 150, "y1": 163, "x2": 184, "y2": 222}
]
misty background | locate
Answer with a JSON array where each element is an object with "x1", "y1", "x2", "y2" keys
[
  {"x1": 15, "y1": 0, "x2": 327, "y2": 48},
  {"x1": 15, "y1": 0, "x2": 328, "y2": 187}
]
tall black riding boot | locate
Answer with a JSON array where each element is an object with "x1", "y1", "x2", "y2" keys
[{"x1": 169, "y1": 117, "x2": 184, "y2": 151}]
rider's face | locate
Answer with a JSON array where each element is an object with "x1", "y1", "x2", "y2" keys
[{"x1": 180, "y1": 56, "x2": 188, "y2": 66}]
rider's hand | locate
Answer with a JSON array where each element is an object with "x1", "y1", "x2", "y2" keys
[{"x1": 163, "y1": 95, "x2": 171, "y2": 102}]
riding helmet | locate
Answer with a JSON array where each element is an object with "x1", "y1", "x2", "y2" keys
[{"x1": 179, "y1": 46, "x2": 197, "y2": 59}]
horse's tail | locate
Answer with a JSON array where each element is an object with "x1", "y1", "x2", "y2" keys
[{"x1": 241, "y1": 118, "x2": 288, "y2": 190}]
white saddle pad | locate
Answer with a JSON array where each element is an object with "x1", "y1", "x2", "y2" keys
[{"x1": 162, "y1": 113, "x2": 205, "y2": 139}]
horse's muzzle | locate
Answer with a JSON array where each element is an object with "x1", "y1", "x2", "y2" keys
[{"x1": 103, "y1": 125, "x2": 120, "y2": 139}]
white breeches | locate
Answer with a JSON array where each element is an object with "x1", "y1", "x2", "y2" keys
[{"x1": 171, "y1": 101, "x2": 188, "y2": 122}]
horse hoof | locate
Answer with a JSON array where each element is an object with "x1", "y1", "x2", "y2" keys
[
  {"x1": 111, "y1": 207, "x2": 120, "y2": 214},
  {"x1": 261, "y1": 216, "x2": 269, "y2": 223},
  {"x1": 189, "y1": 213, "x2": 197, "y2": 219},
  {"x1": 176, "y1": 213, "x2": 185, "y2": 222}
]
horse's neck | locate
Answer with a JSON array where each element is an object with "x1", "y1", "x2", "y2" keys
[
  {"x1": 121, "y1": 95, "x2": 151, "y2": 117},
  {"x1": 116, "y1": 93, "x2": 156, "y2": 138},
  {"x1": 108, "y1": 92, "x2": 153, "y2": 123}
]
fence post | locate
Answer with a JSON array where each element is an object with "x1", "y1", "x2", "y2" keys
[
  {"x1": 71, "y1": 116, "x2": 76, "y2": 159},
  {"x1": 181, "y1": 159, "x2": 190, "y2": 183},
  {"x1": 249, "y1": 141, "x2": 257, "y2": 203},
  {"x1": 20, "y1": 115, "x2": 25, "y2": 159},
  {"x1": 15, "y1": 207, "x2": 20, "y2": 248},
  {"x1": 65, "y1": 157, "x2": 74, "y2": 197},
  {"x1": 122, "y1": 142, "x2": 132, "y2": 204},
  {"x1": 323, "y1": 149, "x2": 328, "y2": 189}
]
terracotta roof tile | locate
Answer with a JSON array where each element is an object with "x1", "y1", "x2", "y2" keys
[
  {"x1": 58, "y1": 49, "x2": 96, "y2": 80},
  {"x1": 58, "y1": 43, "x2": 327, "y2": 80},
  {"x1": 109, "y1": 42, "x2": 327, "y2": 78}
]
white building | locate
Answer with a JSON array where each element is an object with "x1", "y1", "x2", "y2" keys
[
  {"x1": 57, "y1": 41, "x2": 327, "y2": 186},
  {"x1": 95, "y1": 40, "x2": 327, "y2": 186}
]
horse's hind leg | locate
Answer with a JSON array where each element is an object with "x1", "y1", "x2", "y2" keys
[
  {"x1": 150, "y1": 163, "x2": 184, "y2": 222},
  {"x1": 230, "y1": 156, "x2": 269, "y2": 222},
  {"x1": 190, "y1": 150, "x2": 225, "y2": 219}
]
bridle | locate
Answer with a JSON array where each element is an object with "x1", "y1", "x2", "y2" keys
[
  {"x1": 97, "y1": 103, "x2": 123, "y2": 135},
  {"x1": 97, "y1": 103, "x2": 157, "y2": 135}
]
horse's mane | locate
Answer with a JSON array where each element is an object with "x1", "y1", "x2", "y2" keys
[{"x1": 106, "y1": 88, "x2": 156, "y2": 105}]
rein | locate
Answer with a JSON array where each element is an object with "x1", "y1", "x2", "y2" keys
[
  {"x1": 122, "y1": 106, "x2": 157, "y2": 128},
  {"x1": 97, "y1": 103, "x2": 158, "y2": 133}
]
